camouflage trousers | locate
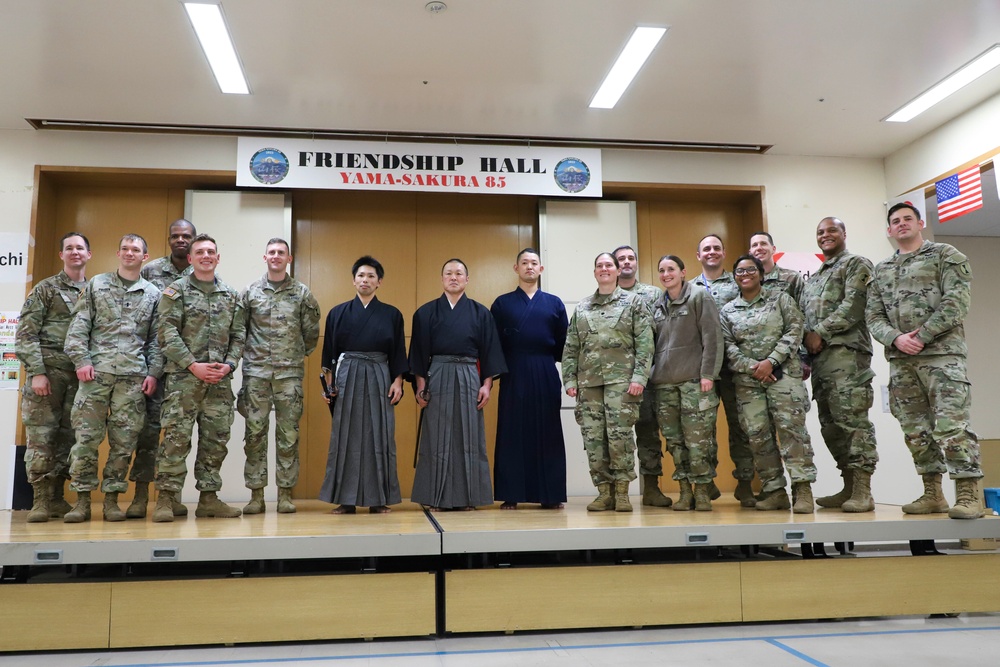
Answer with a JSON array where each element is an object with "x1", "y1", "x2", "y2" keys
[
  {"x1": 155, "y1": 372, "x2": 236, "y2": 493},
  {"x1": 635, "y1": 384, "x2": 665, "y2": 476},
  {"x1": 237, "y1": 375, "x2": 304, "y2": 489},
  {"x1": 654, "y1": 380, "x2": 719, "y2": 484},
  {"x1": 715, "y1": 366, "x2": 755, "y2": 481},
  {"x1": 130, "y1": 377, "x2": 164, "y2": 484},
  {"x1": 735, "y1": 374, "x2": 817, "y2": 492},
  {"x1": 811, "y1": 346, "x2": 878, "y2": 474},
  {"x1": 888, "y1": 355, "x2": 981, "y2": 479},
  {"x1": 574, "y1": 384, "x2": 640, "y2": 485},
  {"x1": 21, "y1": 367, "x2": 77, "y2": 484},
  {"x1": 68, "y1": 372, "x2": 146, "y2": 492}
]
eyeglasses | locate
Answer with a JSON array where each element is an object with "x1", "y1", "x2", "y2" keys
[{"x1": 734, "y1": 267, "x2": 759, "y2": 276}]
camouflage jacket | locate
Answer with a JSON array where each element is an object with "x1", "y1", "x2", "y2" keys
[
  {"x1": 620, "y1": 280, "x2": 662, "y2": 309},
  {"x1": 64, "y1": 272, "x2": 163, "y2": 377},
  {"x1": 693, "y1": 270, "x2": 741, "y2": 310},
  {"x1": 866, "y1": 240, "x2": 971, "y2": 359},
  {"x1": 241, "y1": 274, "x2": 321, "y2": 379},
  {"x1": 15, "y1": 271, "x2": 86, "y2": 375},
  {"x1": 141, "y1": 255, "x2": 192, "y2": 291},
  {"x1": 562, "y1": 286, "x2": 653, "y2": 390},
  {"x1": 158, "y1": 275, "x2": 246, "y2": 374},
  {"x1": 799, "y1": 250, "x2": 873, "y2": 354},
  {"x1": 721, "y1": 290, "x2": 805, "y2": 382},
  {"x1": 762, "y1": 265, "x2": 804, "y2": 303}
]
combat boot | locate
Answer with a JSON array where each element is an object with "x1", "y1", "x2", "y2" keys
[
  {"x1": 172, "y1": 495, "x2": 188, "y2": 517},
  {"x1": 614, "y1": 480, "x2": 632, "y2": 512},
  {"x1": 277, "y1": 487, "x2": 296, "y2": 514},
  {"x1": 587, "y1": 483, "x2": 614, "y2": 511},
  {"x1": 694, "y1": 483, "x2": 713, "y2": 511},
  {"x1": 734, "y1": 479, "x2": 756, "y2": 508},
  {"x1": 673, "y1": 481, "x2": 694, "y2": 511},
  {"x1": 816, "y1": 470, "x2": 853, "y2": 508},
  {"x1": 902, "y1": 473, "x2": 948, "y2": 514},
  {"x1": 196, "y1": 491, "x2": 242, "y2": 518},
  {"x1": 842, "y1": 470, "x2": 875, "y2": 513},
  {"x1": 243, "y1": 488, "x2": 266, "y2": 514},
  {"x1": 103, "y1": 492, "x2": 126, "y2": 522},
  {"x1": 152, "y1": 490, "x2": 175, "y2": 523},
  {"x1": 949, "y1": 478, "x2": 984, "y2": 520},
  {"x1": 126, "y1": 482, "x2": 149, "y2": 519},
  {"x1": 641, "y1": 474, "x2": 672, "y2": 507},
  {"x1": 26, "y1": 479, "x2": 51, "y2": 523},
  {"x1": 755, "y1": 488, "x2": 791, "y2": 511},
  {"x1": 708, "y1": 481, "x2": 721, "y2": 500},
  {"x1": 63, "y1": 491, "x2": 92, "y2": 523},
  {"x1": 49, "y1": 478, "x2": 73, "y2": 518},
  {"x1": 792, "y1": 482, "x2": 814, "y2": 514}
]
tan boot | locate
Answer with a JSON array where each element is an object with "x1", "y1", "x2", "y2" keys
[
  {"x1": 196, "y1": 491, "x2": 242, "y2": 518},
  {"x1": 49, "y1": 478, "x2": 72, "y2": 518},
  {"x1": 152, "y1": 490, "x2": 176, "y2": 523},
  {"x1": 103, "y1": 491, "x2": 126, "y2": 522},
  {"x1": 708, "y1": 481, "x2": 721, "y2": 500},
  {"x1": 694, "y1": 483, "x2": 713, "y2": 511},
  {"x1": 673, "y1": 481, "x2": 694, "y2": 511},
  {"x1": 587, "y1": 483, "x2": 614, "y2": 512},
  {"x1": 792, "y1": 482, "x2": 814, "y2": 514},
  {"x1": 26, "y1": 480, "x2": 51, "y2": 523},
  {"x1": 614, "y1": 480, "x2": 632, "y2": 512},
  {"x1": 63, "y1": 491, "x2": 92, "y2": 523},
  {"x1": 902, "y1": 473, "x2": 949, "y2": 514},
  {"x1": 641, "y1": 474, "x2": 672, "y2": 507},
  {"x1": 755, "y1": 488, "x2": 791, "y2": 511},
  {"x1": 734, "y1": 479, "x2": 756, "y2": 508},
  {"x1": 126, "y1": 482, "x2": 149, "y2": 519},
  {"x1": 816, "y1": 470, "x2": 853, "y2": 508},
  {"x1": 842, "y1": 470, "x2": 875, "y2": 513},
  {"x1": 243, "y1": 488, "x2": 266, "y2": 514},
  {"x1": 172, "y1": 495, "x2": 189, "y2": 517},
  {"x1": 277, "y1": 487, "x2": 296, "y2": 514},
  {"x1": 949, "y1": 478, "x2": 984, "y2": 520}
]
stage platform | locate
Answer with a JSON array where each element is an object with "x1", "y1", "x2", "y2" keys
[{"x1": 1, "y1": 497, "x2": 999, "y2": 651}]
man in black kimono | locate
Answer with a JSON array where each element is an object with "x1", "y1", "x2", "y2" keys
[
  {"x1": 320, "y1": 256, "x2": 407, "y2": 514},
  {"x1": 409, "y1": 258, "x2": 506, "y2": 510}
]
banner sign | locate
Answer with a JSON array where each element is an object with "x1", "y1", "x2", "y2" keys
[
  {"x1": 236, "y1": 138, "x2": 602, "y2": 197},
  {"x1": 0, "y1": 233, "x2": 29, "y2": 285}
]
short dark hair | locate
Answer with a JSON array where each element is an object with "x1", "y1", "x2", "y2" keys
[
  {"x1": 60, "y1": 232, "x2": 90, "y2": 251},
  {"x1": 119, "y1": 233, "x2": 148, "y2": 254},
  {"x1": 352, "y1": 255, "x2": 385, "y2": 280},
  {"x1": 190, "y1": 233, "x2": 217, "y2": 251},
  {"x1": 733, "y1": 254, "x2": 765, "y2": 275},
  {"x1": 697, "y1": 234, "x2": 725, "y2": 252},
  {"x1": 613, "y1": 245, "x2": 636, "y2": 260},
  {"x1": 516, "y1": 247, "x2": 540, "y2": 263},
  {"x1": 169, "y1": 218, "x2": 196, "y2": 235},
  {"x1": 887, "y1": 202, "x2": 921, "y2": 226},
  {"x1": 441, "y1": 258, "x2": 468, "y2": 274},
  {"x1": 658, "y1": 254, "x2": 685, "y2": 271},
  {"x1": 749, "y1": 231, "x2": 774, "y2": 245},
  {"x1": 265, "y1": 237, "x2": 290, "y2": 253},
  {"x1": 595, "y1": 252, "x2": 619, "y2": 268}
]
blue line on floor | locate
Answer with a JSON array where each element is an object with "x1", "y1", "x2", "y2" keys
[
  {"x1": 766, "y1": 638, "x2": 830, "y2": 667},
  {"x1": 100, "y1": 623, "x2": 1000, "y2": 667}
]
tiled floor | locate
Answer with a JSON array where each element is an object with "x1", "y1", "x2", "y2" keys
[{"x1": 5, "y1": 613, "x2": 998, "y2": 666}]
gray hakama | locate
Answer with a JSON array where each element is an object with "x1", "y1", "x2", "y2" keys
[{"x1": 319, "y1": 351, "x2": 401, "y2": 506}]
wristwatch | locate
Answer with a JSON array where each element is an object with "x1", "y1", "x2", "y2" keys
[{"x1": 225, "y1": 361, "x2": 237, "y2": 374}]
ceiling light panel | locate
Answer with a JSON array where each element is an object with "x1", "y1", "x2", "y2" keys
[
  {"x1": 184, "y1": 2, "x2": 250, "y2": 95},
  {"x1": 885, "y1": 44, "x2": 1000, "y2": 122},
  {"x1": 590, "y1": 26, "x2": 668, "y2": 109}
]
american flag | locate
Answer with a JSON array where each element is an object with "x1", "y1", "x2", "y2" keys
[{"x1": 935, "y1": 166, "x2": 983, "y2": 223}]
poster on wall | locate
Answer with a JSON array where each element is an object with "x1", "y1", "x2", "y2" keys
[
  {"x1": 0, "y1": 312, "x2": 20, "y2": 390},
  {"x1": 236, "y1": 138, "x2": 602, "y2": 198},
  {"x1": 0, "y1": 233, "x2": 29, "y2": 284}
]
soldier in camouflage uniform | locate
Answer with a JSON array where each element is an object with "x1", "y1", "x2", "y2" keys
[
  {"x1": 562, "y1": 252, "x2": 653, "y2": 512},
  {"x1": 128, "y1": 218, "x2": 195, "y2": 519},
  {"x1": 16, "y1": 232, "x2": 91, "y2": 522},
  {"x1": 694, "y1": 234, "x2": 756, "y2": 506},
  {"x1": 153, "y1": 233, "x2": 247, "y2": 522},
  {"x1": 800, "y1": 217, "x2": 878, "y2": 513},
  {"x1": 867, "y1": 203, "x2": 982, "y2": 520},
  {"x1": 721, "y1": 255, "x2": 817, "y2": 514},
  {"x1": 62, "y1": 234, "x2": 163, "y2": 522},
  {"x1": 239, "y1": 238, "x2": 320, "y2": 515},
  {"x1": 750, "y1": 231, "x2": 804, "y2": 303},
  {"x1": 613, "y1": 245, "x2": 673, "y2": 507}
]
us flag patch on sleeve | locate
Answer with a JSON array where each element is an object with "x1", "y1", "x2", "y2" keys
[{"x1": 161, "y1": 286, "x2": 181, "y2": 300}]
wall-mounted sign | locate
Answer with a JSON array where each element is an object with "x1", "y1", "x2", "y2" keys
[
  {"x1": 0, "y1": 234, "x2": 29, "y2": 285},
  {"x1": 236, "y1": 138, "x2": 602, "y2": 197}
]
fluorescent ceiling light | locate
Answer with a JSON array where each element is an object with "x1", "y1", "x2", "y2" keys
[
  {"x1": 885, "y1": 44, "x2": 1000, "y2": 122},
  {"x1": 590, "y1": 26, "x2": 668, "y2": 109},
  {"x1": 184, "y1": 2, "x2": 250, "y2": 95}
]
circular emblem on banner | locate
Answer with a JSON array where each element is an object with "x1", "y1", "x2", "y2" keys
[
  {"x1": 249, "y1": 148, "x2": 290, "y2": 185},
  {"x1": 553, "y1": 157, "x2": 591, "y2": 193}
]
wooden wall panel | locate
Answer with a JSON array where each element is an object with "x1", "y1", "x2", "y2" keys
[{"x1": 0, "y1": 582, "x2": 112, "y2": 650}]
